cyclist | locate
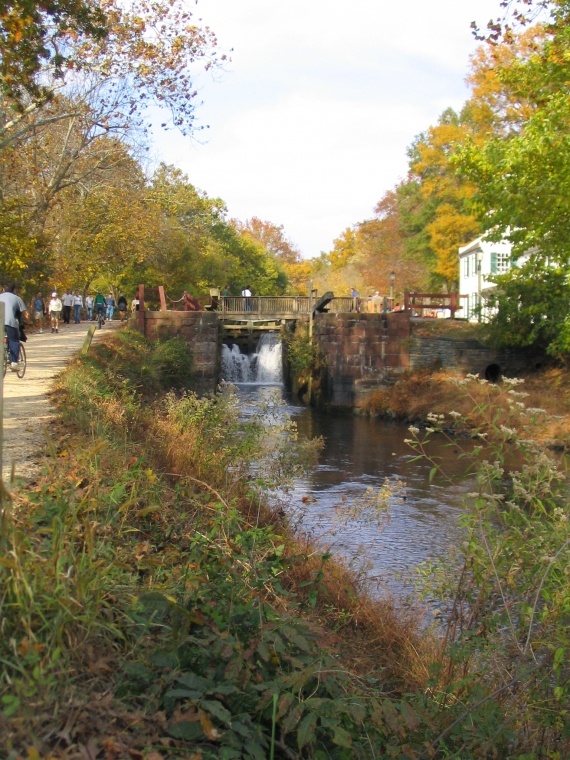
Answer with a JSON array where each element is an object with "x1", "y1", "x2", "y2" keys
[
  {"x1": 94, "y1": 292, "x2": 106, "y2": 324},
  {"x1": 0, "y1": 283, "x2": 28, "y2": 370}
]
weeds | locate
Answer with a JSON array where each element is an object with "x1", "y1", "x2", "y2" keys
[
  {"x1": 407, "y1": 376, "x2": 570, "y2": 758},
  {"x1": 5, "y1": 330, "x2": 565, "y2": 757},
  {"x1": 0, "y1": 329, "x2": 429, "y2": 757}
]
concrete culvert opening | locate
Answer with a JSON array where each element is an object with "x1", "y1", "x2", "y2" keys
[{"x1": 485, "y1": 363, "x2": 501, "y2": 383}]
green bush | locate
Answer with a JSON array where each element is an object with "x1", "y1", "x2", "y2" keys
[{"x1": 148, "y1": 336, "x2": 193, "y2": 390}]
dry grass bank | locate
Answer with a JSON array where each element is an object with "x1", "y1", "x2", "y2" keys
[{"x1": 360, "y1": 366, "x2": 570, "y2": 448}]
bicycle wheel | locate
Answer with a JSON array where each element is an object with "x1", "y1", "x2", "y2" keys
[{"x1": 16, "y1": 342, "x2": 26, "y2": 378}]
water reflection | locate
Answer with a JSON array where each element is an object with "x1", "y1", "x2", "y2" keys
[{"x1": 230, "y1": 384, "x2": 471, "y2": 599}]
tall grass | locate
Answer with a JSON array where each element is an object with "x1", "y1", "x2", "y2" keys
[
  {"x1": 0, "y1": 330, "x2": 429, "y2": 758},
  {"x1": 2, "y1": 330, "x2": 566, "y2": 758}
]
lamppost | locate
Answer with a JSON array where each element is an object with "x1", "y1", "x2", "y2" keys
[
  {"x1": 389, "y1": 271, "x2": 395, "y2": 305},
  {"x1": 477, "y1": 251, "x2": 483, "y2": 323}
]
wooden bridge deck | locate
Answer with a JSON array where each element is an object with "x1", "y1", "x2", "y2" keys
[{"x1": 215, "y1": 295, "x2": 353, "y2": 318}]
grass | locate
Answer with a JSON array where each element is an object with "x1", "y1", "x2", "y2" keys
[
  {"x1": 360, "y1": 366, "x2": 570, "y2": 448},
  {"x1": 1, "y1": 328, "x2": 567, "y2": 758},
  {"x1": 0, "y1": 329, "x2": 430, "y2": 758}
]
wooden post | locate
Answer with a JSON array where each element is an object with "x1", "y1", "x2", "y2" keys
[
  {"x1": 137, "y1": 284, "x2": 145, "y2": 333},
  {"x1": 80, "y1": 324, "x2": 97, "y2": 355},
  {"x1": 450, "y1": 292, "x2": 457, "y2": 319},
  {"x1": 0, "y1": 302, "x2": 4, "y2": 485},
  {"x1": 158, "y1": 285, "x2": 167, "y2": 312},
  {"x1": 308, "y1": 283, "x2": 314, "y2": 405}
]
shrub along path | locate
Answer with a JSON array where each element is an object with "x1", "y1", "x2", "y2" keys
[{"x1": 1, "y1": 320, "x2": 121, "y2": 484}]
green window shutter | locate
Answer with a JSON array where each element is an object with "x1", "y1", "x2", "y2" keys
[{"x1": 490, "y1": 252, "x2": 497, "y2": 274}]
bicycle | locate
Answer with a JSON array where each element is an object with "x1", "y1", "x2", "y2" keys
[
  {"x1": 3, "y1": 331, "x2": 26, "y2": 378},
  {"x1": 96, "y1": 306, "x2": 105, "y2": 329}
]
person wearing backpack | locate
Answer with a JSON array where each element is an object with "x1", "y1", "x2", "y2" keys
[
  {"x1": 31, "y1": 291, "x2": 46, "y2": 333},
  {"x1": 117, "y1": 295, "x2": 128, "y2": 321}
]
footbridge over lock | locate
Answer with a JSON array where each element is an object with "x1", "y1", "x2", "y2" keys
[
  {"x1": 212, "y1": 292, "x2": 348, "y2": 350},
  {"x1": 132, "y1": 285, "x2": 525, "y2": 405}
]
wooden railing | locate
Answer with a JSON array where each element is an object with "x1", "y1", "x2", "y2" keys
[
  {"x1": 404, "y1": 291, "x2": 466, "y2": 318},
  {"x1": 220, "y1": 295, "x2": 355, "y2": 316},
  {"x1": 134, "y1": 285, "x2": 371, "y2": 319},
  {"x1": 222, "y1": 296, "x2": 310, "y2": 315}
]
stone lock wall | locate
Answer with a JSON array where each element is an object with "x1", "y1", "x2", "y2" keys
[
  {"x1": 408, "y1": 332, "x2": 534, "y2": 379},
  {"x1": 141, "y1": 310, "x2": 219, "y2": 392},
  {"x1": 313, "y1": 312, "x2": 411, "y2": 407},
  {"x1": 312, "y1": 314, "x2": 536, "y2": 408}
]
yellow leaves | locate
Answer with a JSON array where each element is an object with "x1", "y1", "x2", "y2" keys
[{"x1": 427, "y1": 204, "x2": 479, "y2": 281}]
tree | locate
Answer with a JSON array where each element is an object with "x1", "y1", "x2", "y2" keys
[
  {"x1": 457, "y1": 14, "x2": 570, "y2": 262},
  {"x1": 0, "y1": 0, "x2": 108, "y2": 103},
  {"x1": 0, "y1": 0, "x2": 223, "y2": 151},
  {"x1": 483, "y1": 256, "x2": 570, "y2": 356},
  {"x1": 0, "y1": 202, "x2": 50, "y2": 288},
  {"x1": 236, "y1": 217, "x2": 301, "y2": 265},
  {"x1": 456, "y1": 6, "x2": 570, "y2": 357},
  {"x1": 234, "y1": 217, "x2": 300, "y2": 293},
  {"x1": 408, "y1": 108, "x2": 481, "y2": 288}
]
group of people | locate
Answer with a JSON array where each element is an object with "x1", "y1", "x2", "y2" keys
[
  {"x1": 0, "y1": 283, "x2": 135, "y2": 372},
  {"x1": 29, "y1": 291, "x2": 131, "y2": 333},
  {"x1": 350, "y1": 288, "x2": 402, "y2": 314}
]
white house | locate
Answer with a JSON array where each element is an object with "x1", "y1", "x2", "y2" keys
[{"x1": 458, "y1": 236, "x2": 515, "y2": 321}]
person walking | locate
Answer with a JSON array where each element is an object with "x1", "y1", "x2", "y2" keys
[
  {"x1": 73, "y1": 291, "x2": 83, "y2": 324},
  {"x1": 372, "y1": 291, "x2": 382, "y2": 313},
  {"x1": 62, "y1": 290, "x2": 73, "y2": 324},
  {"x1": 117, "y1": 295, "x2": 127, "y2": 321},
  {"x1": 85, "y1": 293, "x2": 94, "y2": 321},
  {"x1": 350, "y1": 287, "x2": 360, "y2": 313},
  {"x1": 31, "y1": 291, "x2": 46, "y2": 333},
  {"x1": 105, "y1": 292, "x2": 115, "y2": 321},
  {"x1": 0, "y1": 283, "x2": 28, "y2": 370},
  {"x1": 48, "y1": 292, "x2": 62, "y2": 333},
  {"x1": 241, "y1": 285, "x2": 252, "y2": 312}
]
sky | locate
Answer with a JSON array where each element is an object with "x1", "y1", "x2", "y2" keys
[{"x1": 150, "y1": 0, "x2": 503, "y2": 259}]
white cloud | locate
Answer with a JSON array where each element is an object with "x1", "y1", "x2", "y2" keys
[{"x1": 150, "y1": 0, "x2": 503, "y2": 258}]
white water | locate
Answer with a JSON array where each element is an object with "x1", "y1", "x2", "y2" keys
[{"x1": 221, "y1": 333, "x2": 283, "y2": 385}]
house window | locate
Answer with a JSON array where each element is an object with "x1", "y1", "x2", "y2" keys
[{"x1": 490, "y1": 252, "x2": 511, "y2": 274}]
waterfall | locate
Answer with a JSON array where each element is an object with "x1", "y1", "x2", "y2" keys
[{"x1": 221, "y1": 333, "x2": 283, "y2": 385}]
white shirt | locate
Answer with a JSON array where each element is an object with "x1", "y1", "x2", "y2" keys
[{"x1": 49, "y1": 297, "x2": 63, "y2": 313}]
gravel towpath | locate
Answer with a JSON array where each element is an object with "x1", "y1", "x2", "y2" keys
[{"x1": 1, "y1": 320, "x2": 121, "y2": 485}]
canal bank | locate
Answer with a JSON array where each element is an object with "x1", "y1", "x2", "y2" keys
[{"x1": 3, "y1": 327, "x2": 567, "y2": 758}]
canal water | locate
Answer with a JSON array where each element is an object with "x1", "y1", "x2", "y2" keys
[{"x1": 221, "y1": 335, "x2": 471, "y2": 600}]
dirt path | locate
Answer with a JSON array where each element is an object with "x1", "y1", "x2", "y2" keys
[{"x1": 1, "y1": 320, "x2": 121, "y2": 485}]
